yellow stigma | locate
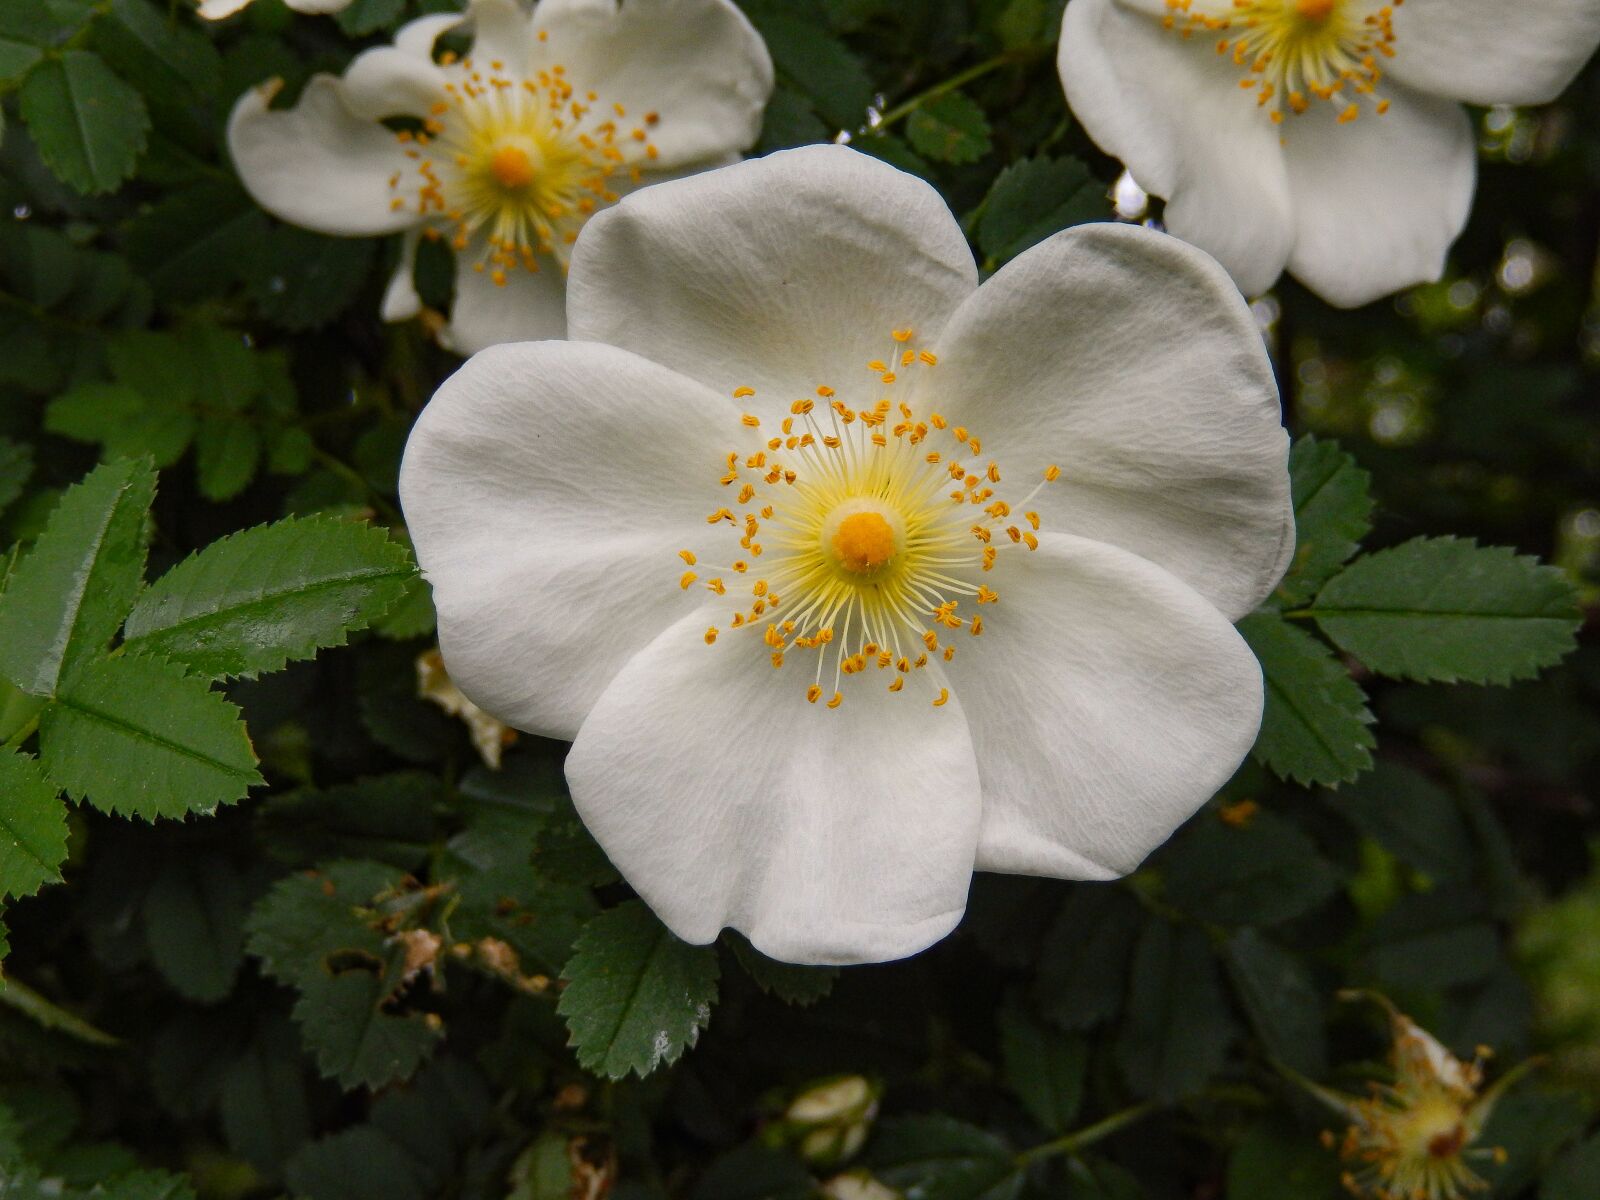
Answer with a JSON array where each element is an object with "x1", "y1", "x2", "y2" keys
[
  {"x1": 489, "y1": 144, "x2": 539, "y2": 190},
  {"x1": 679, "y1": 330, "x2": 1064, "y2": 710},
  {"x1": 1161, "y1": 0, "x2": 1401, "y2": 126},
  {"x1": 828, "y1": 507, "x2": 900, "y2": 577},
  {"x1": 387, "y1": 49, "x2": 664, "y2": 285}
]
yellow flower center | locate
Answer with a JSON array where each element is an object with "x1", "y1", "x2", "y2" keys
[
  {"x1": 1161, "y1": 0, "x2": 1401, "y2": 126},
  {"x1": 827, "y1": 507, "x2": 901, "y2": 577},
  {"x1": 388, "y1": 41, "x2": 663, "y2": 287},
  {"x1": 678, "y1": 329, "x2": 1061, "y2": 710}
]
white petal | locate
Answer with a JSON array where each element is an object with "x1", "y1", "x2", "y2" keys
[
  {"x1": 1283, "y1": 87, "x2": 1475, "y2": 309},
  {"x1": 381, "y1": 230, "x2": 422, "y2": 323},
  {"x1": 925, "y1": 222, "x2": 1293, "y2": 622},
  {"x1": 398, "y1": 340, "x2": 740, "y2": 740},
  {"x1": 1389, "y1": 0, "x2": 1600, "y2": 106},
  {"x1": 567, "y1": 605, "x2": 982, "y2": 965},
  {"x1": 953, "y1": 532, "x2": 1263, "y2": 878},
  {"x1": 340, "y1": 46, "x2": 448, "y2": 121},
  {"x1": 395, "y1": 11, "x2": 467, "y2": 59},
  {"x1": 465, "y1": 0, "x2": 539, "y2": 75},
  {"x1": 531, "y1": 0, "x2": 773, "y2": 169},
  {"x1": 438, "y1": 242, "x2": 569, "y2": 355},
  {"x1": 1059, "y1": 0, "x2": 1293, "y2": 297},
  {"x1": 568, "y1": 145, "x2": 977, "y2": 412},
  {"x1": 284, "y1": 0, "x2": 352, "y2": 10},
  {"x1": 198, "y1": 0, "x2": 251, "y2": 18},
  {"x1": 227, "y1": 77, "x2": 417, "y2": 236}
]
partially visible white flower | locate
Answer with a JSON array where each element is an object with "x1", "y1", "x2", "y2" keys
[
  {"x1": 200, "y1": 0, "x2": 348, "y2": 19},
  {"x1": 417, "y1": 646, "x2": 515, "y2": 767},
  {"x1": 399, "y1": 145, "x2": 1295, "y2": 966},
  {"x1": 822, "y1": 1171, "x2": 901, "y2": 1200},
  {"x1": 227, "y1": 0, "x2": 772, "y2": 353},
  {"x1": 1060, "y1": 0, "x2": 1600, "y2": 307}
]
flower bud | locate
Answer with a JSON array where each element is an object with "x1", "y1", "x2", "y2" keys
[
  {"x1": 777, "y1": 1076, "x2": 879, "y2": 1167},
  {"x1": 821, "y1": 1169, "x2": 901, "y2": 1200}
]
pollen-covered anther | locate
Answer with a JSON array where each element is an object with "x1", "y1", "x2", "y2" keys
[
  {"x1": 1165, "y1": 0, "x2": 1400, "y2": 127},
  {"x1": 674, "y1": 329, "x2": 1058, "y2": 707}
]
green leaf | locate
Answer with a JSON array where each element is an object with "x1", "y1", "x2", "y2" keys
[
  {"x1": 93, "y1": 0, "x2": 222, "y2": 102},
  {"x1": 1115, "y1": 921, "x2": 1236, "y2": 1101},
  {"x1": 1238, "y1": 610, "x2": 1375, "y2": 787},
  {"x1": 259, "y1": 773, "x2": 439, "y2": 869},
  {"x1": 557, "y1": 900, "x2": 720, "y2": 1080},
  {"x1": 217, "y1": 1022, "x2": 312, "y2": 1171},
  {"x1": 123, "y1": 515, "x2": 414, "y2": 680},
  {"x1": 865, "y1": 1115, "x2": 1021, "y2": 1200},
  {"x1": 122, "y1": 180, "x2": 270, "y2": 303},
  {"x1": 142, "y1": 858, "x2": 248, "y2": 1002},
  {"x1": 1225, "y1": 1123, "x2": 1341, "y2": 1200},
  {"x1": 292, "y1": 969, "x2": 441, "y2": 1091},
  {"x1": 1362, "y1": 887, "x2": 1499, "y2": 990},
  {"x1": 1279, "y1": 436, "x2": 1374, "y2": 607},
  {"x1": 0, "y1": 42, "x2": 41, "y2": 87},
  {"x1": 245, "y1": 861, "x2": 440, "y2": 1090},
  {"x1": 689, "y1": 1145, "x2": 816, "y2": 1200},
  {"x1": 997, "y1": 998, "x2": 1086, "y2": 1133},
  {"x1": 0, "y1": 751, "x2": 67, "y2": 901},
  {"x1": 0, "y1": 457, "x2": 155, "y2": 697},
  {"x1": 0, "y1": 439, "x2": 33, "y2": 518},
  {"x1": 194, "y1": 417, "x2": 261, "y2": 503},
  {"x1": 741, "y1": 4, "x2": 870, "y2": 129},
  {"x1": 1032, "y1": 885, "x2": 1142, "y2": 1030},
  {"x1": 757, "y1": 85, "x2": 829, "y2": 153},
  {"x1": 39, "y1": 653, "x2": 262, "y2": 820},
  {"x1": 1542, "y1": 1132, "x2": 1600, "y2": 1200},
  {"x1": 45, "y1": 382, "x2": 197, "y2": 468},
  {"x1": 18, "y1": 51, "x2": 150, "y2": 194},
  {"x1": 977, "y1": 156, "x2": 1104, "y2": 265},
  {"x1": 334, "y1": 0, "x2": 406, "y2": 37},
  {"x1": 284, "y1": 1127, "x2": 427, "y2": 1200},
  {"x1": 1221, "y1": 929, "x2": 1327, "y2": 1077},
  {"x1": 1330, "y1": 761, "x2": 1476, "y2": 883},
  {"x1": 244, "y1": 227, "x2": 376, "y2": 331},
  {"x1": 906, "y1": 91, "x2": 992, "y2": 164},
  {"x1": 1310, "y1": 537, "x2": 1582, "y2": 684},
  {"x1": 728, "y1": 933, "x2": 837, "y2": 1007},
  {"x1": 1160, "y1": 808, "x2": 1342, "y2": 927}
]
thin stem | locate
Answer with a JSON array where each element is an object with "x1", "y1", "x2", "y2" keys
[
  {"x1": 870, "y1": 51, "x2": 1036, "y2": 132},
  {"x1": 1014, "y1": 1102, "x2": 1159, "y2": 1167}
]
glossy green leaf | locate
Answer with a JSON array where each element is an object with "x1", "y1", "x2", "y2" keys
[
  {"x1": 977, "y1": 155, "x2": 1103, "y2": 264},
  {"x1": 123, "y1": 515, "x2": 414, "y2": 680},
  {"x1": 0, "y1": 457, "x2": 155, "y2": 697},
  {"x1": 866, "y1": 1115, "x2": 1020, "y2": 1200},
  {"x1": 1239, "y1": 609, "x2": 1375, "y2": 787},
  {"x1": 558, "y1": 900, "x2": 719, "y2": 1080},
  {"x1": 40, "y1": 653, "x2": 262, "y2": 820},
  {"x1": 1311, "y1": 537, "x2": 1582, "y2": 684}
]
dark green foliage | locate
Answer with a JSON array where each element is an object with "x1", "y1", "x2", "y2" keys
[{"x1": 0, "y1": 0, "x2": 1595, "y2": 1196}]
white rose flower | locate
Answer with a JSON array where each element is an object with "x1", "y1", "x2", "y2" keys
[
  {"x1": 199, "y1": 0, "x2": 349, "y2": 20},
  {"x1": 1059, "y1": 0, "x2": 1600, "y2": 307},
  {"x1": 226, "y1": 0, "x2": 772, "y2": 353},
  {"x1": 399, "y1": 145, "x2": 1296, "y2": 966}
]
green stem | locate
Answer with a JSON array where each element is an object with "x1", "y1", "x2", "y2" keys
[
  {"x1": 871, "y1": 51, "x2": 1036, "y2": 132},
  {"x1": 1, "y1": 714, "x2": 40, "y2": 753},
  {"x1": 1014, "y1": 1103, "x2": 1159, "y2": 1167}
]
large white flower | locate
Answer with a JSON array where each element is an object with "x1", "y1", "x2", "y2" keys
[
  {"x1": 227, "y1": 0, "x2": 772, "y2": 354},
  {"x1": 399, "y1": 145, "x2": 1296, "y2": 965},
  {"x1": 1060, "y1": 0, "x2": 1600, "y2": 307}
]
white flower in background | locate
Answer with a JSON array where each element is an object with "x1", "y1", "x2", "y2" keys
[
  {"x1": 227, "y1": 0, "x2": 772, "y2": 354},
  {"x1": 399, "y1": 145, "x2": 1295, "y2": 965},
  {"x1": 199, "y1": 0, "x2": 348, "y2": 20},
  {"x1": 1059, "y1": 0, "x2": 1600, "y2": 307}
]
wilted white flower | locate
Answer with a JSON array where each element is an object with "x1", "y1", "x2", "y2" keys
[
  {"x1": 417, "y1": 646, "x2": 516, "y2": 767},
  {"x1": 1309, "y1": 992, "x2": 1531, "y2": 1200},
  {"x1": 1059, "y1": 0, "x2": 1600, "y2": 306},
  {"x1": 228, "y1": 0, "x2": 771, "y2": 353},
  {"x1": 399, "y1": 145, "x2": 1294, "y2": 965},
  {"x1": 200, "y1": 0, "x2": 348, "y2": 20}
]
